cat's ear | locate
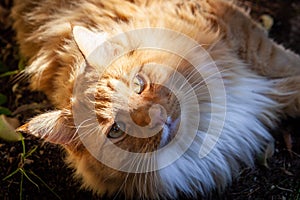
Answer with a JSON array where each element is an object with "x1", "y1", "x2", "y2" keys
[
  {"x1": 72, "y1": 26, "x2": 122, "y2": 67},
  {"x1": 17, "y1": 110, "x2": 75, "y2": 145},
  {"x1": 73, "y1": 26, "x2": 108, "y2": 58}
]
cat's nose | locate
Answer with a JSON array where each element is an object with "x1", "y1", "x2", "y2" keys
[
  {"x1": 130, "y1": 104, "x2": 167, "y2": 130},
  {"x1": 148, "y1": 104, "x2": 167, "y2": 129}
]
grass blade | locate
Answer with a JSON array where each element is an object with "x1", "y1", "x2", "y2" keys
[
  {"x1": 2, "y1": 168, "x2": 20, "y2": 181},
  {"x1": 20, "y1": 172, "x2": 23, "y2": 200},
  {"x1": 0, "y1": 70, "x2": 19, "y2": 78},
  {"x1": 24, "y1": 145, "x2": 38, "y2": 159},
  {"x1": 20, "y1": 135, "x2": 25, "y2": 160},
  {"x1": 20, "y1": 169, "x2": 40, "y2": 190},
  {"x1": 29, "y1": 170, "x2": 62, "y2": 200}
]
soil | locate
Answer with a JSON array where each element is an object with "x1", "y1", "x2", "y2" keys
[{"x1": 0, "y1": 0, "x2": 299, "y2": 199}]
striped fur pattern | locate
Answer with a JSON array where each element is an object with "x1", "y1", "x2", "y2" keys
[{"x1": 12, "y1": 0, "x2": 300, "y2": 199}]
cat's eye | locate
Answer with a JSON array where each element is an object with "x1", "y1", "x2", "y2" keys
[
  {"x1": 108, "y1": 122, "x2": 126, "y2": 139},
  {"x1": 133, "y1": 75, "x2": 145, "y2": 94}
]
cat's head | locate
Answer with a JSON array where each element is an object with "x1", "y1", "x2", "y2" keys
[{"x1": 18, "y1": 26, "x2": 210, "y2": 198}]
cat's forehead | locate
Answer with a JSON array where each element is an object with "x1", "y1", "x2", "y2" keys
[{"x1": 99, "y1": 50, "x2": 179, "y2": 82}]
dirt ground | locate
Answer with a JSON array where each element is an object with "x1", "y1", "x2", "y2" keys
[{"x1": 0, "y1": 0, "x2": 299, "y2": 199}]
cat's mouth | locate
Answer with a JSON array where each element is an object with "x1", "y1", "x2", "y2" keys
[{"x1": 159, "y1": 116, "x2": 179, "y2": 148}]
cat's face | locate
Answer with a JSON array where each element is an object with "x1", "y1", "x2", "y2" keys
[{"x1": 90, "y1": 50, "x2": 182, "y2": 153}]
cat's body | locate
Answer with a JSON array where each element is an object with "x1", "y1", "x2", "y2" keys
[{"x1": 11, "y1": 0, "x2": 300, "y2": 199}]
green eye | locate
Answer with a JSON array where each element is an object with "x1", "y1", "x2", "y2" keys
[
  {"x1": 108, "y1": 122, "x2": 125, "y2": 139},
  {"x1": 133, "y1": 74, "x2": 145, "y2": 94}
]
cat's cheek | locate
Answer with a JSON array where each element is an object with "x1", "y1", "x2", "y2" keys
[{"x1": 66, "y1": 150, "x2": 125, "y2": 196}]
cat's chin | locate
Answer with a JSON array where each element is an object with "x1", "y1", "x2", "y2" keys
[{"x1": 159, "y1": 116, "x2": 179, "y2": 148}]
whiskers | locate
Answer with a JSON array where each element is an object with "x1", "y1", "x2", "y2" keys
[
  {"x1": 110, "y1": 139, "x2": 161, "y2": 199},
  {"x1": 8, "y1": 69, "x2": 27, "y2": 84},
  {"x1": 167, "y1": 58, "x2": 230, "y2": 107},
  {"x1": 71, "y1": 111, "x2": 161, "y2": 199},
  {"x1": 69, "y1": 117, "x2": 104, "y2": 149}
]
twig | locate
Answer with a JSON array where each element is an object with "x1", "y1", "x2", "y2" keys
[
  {"x1": 247, "y1": 187, "x2": 260, "y2": 196},
  {"x1": 275, "y1": 185, "x2": 294, "y2": 193}
]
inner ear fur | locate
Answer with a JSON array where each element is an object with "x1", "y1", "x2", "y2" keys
[
  {"x1": 72, "y1": 25, "x2": 123, "y2": 68},
  {"x1": 17, "y1": 109, "x2": 77, "y2": 145}
]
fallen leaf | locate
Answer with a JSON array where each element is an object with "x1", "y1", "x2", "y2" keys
[
  {"x1": 260, "y1": 14, "x2": 274, "y2": 31},
  {"x1": 0, "y1": 114, "x2": 21, "y2": 142}
]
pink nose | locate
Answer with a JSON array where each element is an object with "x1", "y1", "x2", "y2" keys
[{"x1": 148, "y1": 104, "x2": 167, "y2": 129}]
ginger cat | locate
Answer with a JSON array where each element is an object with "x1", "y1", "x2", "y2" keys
[{"x1": 11, "y1": 0, "x2": 300, "y2": 199}]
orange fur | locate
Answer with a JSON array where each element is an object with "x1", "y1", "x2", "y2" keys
[{"x1": 12, "y1": 0, "x2": 300, "y2": 198}]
